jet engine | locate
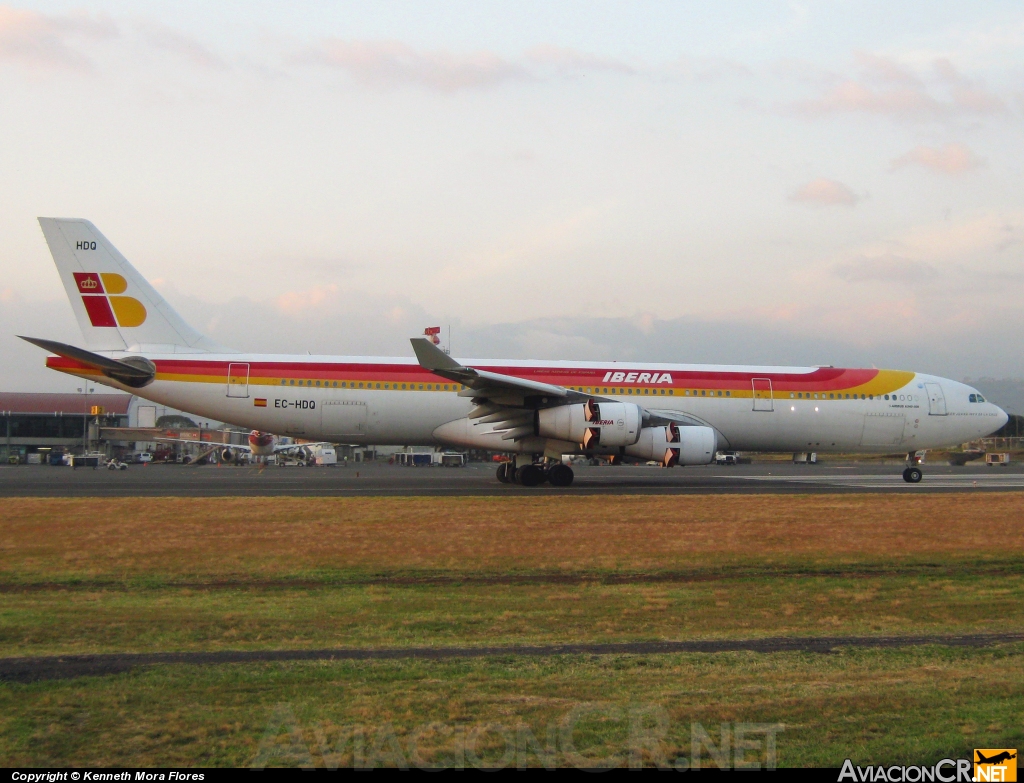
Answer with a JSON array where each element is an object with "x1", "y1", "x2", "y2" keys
[
  {"x1": 219, "y1": 448, "x2": 235, "y2": 463},
  {"x1": 536, "y1": 400, "x2": 642, "y2": 448},
  {"x1": 624, "y1": 423, "x2": 716, "y2": 466}
]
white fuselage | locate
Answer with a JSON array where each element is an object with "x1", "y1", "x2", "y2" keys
[{"x1": 49, "y1": 352, "x2": 1008, "y2": 455}]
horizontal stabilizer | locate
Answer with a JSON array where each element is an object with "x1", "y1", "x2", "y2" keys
[{"x1": 19, "y1": 336, "x2": 156, "y2": 388}]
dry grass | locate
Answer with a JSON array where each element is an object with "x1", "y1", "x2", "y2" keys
[
  {"x1": 3, "y1": 645, "x2": 1023, "y2": 767},
  {"x1": 2, "y1": 494, "x2": 1023, "y2": 583}
]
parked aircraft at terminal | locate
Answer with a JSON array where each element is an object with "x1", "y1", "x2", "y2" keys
[{"x1": 22, "y1": 218, "x2": 1008, "y2": 486}]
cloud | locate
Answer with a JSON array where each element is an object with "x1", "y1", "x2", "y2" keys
[
  {"x1": 665, "y1": 54, "x2": 752, "y2": 83},
  {"x1": 275, "y1": 284, "x2": 340, "y2": 316},
  {"x1": 134, "y1": 20, "x2": 226, "y2": 70},
  {"x1": 295, "y1": 39, "x2": 528, "y2": 91},
  {"x1": 833, "y1": 256, "x2": 939, "y2": 284},
  {"x1": 523, "y1": 44, "x2": 634, "y2": 76},
  {"x1": 787, "y1": 53, "x2": 1005, "y2": 121},
  {"x1": 789, "y1": 178, "x2": 862, "y2": 207},
  {"x1": 852, "y1": 51, "x2": 923, "y2": 87},
  {"x1": 890, "y1": 142, "x2": 985, "y2": 174},
  {"x1": 0, "y1": 5, "x2": 116, "y2": 71}
]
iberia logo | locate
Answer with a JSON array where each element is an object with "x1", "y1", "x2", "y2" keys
[
  {"x1": 73, "y1": 272, "x2": 147, "y2": 328},
  {"x1": 974, "y1": 749, "x2": 1017, "y2": 782}
]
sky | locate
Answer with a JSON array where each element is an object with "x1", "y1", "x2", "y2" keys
[{"x1": 2, "y1": 1, "x2": 1024, "y2": 403}]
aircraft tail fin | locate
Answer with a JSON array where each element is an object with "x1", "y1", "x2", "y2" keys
[{"x1": 38, "y1": 217, "x2": 226, "y2": 353}]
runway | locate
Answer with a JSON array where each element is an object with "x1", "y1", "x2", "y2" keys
[{"x1": 1, "y1": 460, "x2": 1022, "y2": 496}]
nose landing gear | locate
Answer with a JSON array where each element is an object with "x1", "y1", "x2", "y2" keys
[
  {"x1": 902, "y1": 466, "x2": 923, "y2": 483},
  {"x1": 902, "y1": 451, "x2": 923, "y2": 483}
]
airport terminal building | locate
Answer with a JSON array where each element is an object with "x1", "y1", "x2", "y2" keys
[{"x1": 1, "y1": 392, "x2": 133, "y2": 463}]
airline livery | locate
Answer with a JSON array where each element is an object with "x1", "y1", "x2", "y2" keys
[{"x1": 23, "y1": 218, "x2": 1008, "y2": 486}]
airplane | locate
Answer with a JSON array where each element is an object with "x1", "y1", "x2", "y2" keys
[
  {"x1": 20, "y1": 218, "x2": 1009, "y2": 487},
  {"x1": 149, "y1": 429, "x2": 330, "y2": 465},
  {"x1": 975, "y1": 751, "x2": 1016, "y2": 765}
]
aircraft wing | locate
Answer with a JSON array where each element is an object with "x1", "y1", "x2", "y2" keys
[
  {"x1": 410, "y1": 339, "x2": 719, "y2": 444},
  {"x1": 411, "y1": 338, "x2": 606, "y2": 441},
  {"x1": 409, "y1": 337, "x2": 611, "y2": 406}
]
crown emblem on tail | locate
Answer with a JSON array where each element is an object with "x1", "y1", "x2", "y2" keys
[{"x1": 80, "y1": 277, "x2": 98, "y2": 290}]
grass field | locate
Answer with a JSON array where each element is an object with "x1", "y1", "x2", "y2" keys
[{"x1": 2, "y1": 494, "x2": 1023, "y2": 767}]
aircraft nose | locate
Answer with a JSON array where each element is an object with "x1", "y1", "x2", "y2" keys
[{"x1": 995, "y1": 405, "x2": 1009, "y2": 430}]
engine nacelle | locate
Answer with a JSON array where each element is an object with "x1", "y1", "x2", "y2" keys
[
  {"x1": 537, "y1": 401, "x2": 642, "y2": 448},
  {"x1": 219, "y1": 448, "x2": 235, "y2": 463},
  {"x1": 625, "y1": 423, "x2": 717, "y2": 466}
]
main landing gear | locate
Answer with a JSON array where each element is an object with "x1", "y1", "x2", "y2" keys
[
  {"x1": 902, "y1": 451, "x2": 923, "y2": 483},
  {"x1": 496, "y1": 460, "x2": 574, "y2": 487}
]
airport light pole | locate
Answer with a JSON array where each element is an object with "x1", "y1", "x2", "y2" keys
[{"x1": 77, "y1": 386, "x2": 94, "y2": 455}]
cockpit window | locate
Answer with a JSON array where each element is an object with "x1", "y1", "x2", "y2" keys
[{"x1": 969, "y1": 394, "x2": 986, "y2": 403}]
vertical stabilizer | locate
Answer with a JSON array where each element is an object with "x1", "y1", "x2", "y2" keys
[{"x1": 38, "y1": 218, "x2": 226, "y2": 353}]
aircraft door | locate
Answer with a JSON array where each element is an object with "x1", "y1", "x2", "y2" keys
[
  {"x1": 226, "y1": 363, "x2": 250, "y2": 398},
  {"x1": 751, "y1": 378, "x2": 774, "y2": 411},
  {"x1": 924, "y1": 383, "x2": 947, "y2": 415}
]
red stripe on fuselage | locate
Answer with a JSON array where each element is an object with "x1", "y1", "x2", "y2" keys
[{"x1": 147, "y1": 358, "x2": 879, "y2": 392}]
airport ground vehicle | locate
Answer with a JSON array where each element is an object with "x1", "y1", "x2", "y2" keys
[
  {"x1": 715, "y1": 452, "x2": 738, "y2": 465},
  {"x1": 22, "y1": 218, "x2": 1009, "y2": 487}
]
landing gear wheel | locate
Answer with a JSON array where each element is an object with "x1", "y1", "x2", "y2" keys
[
  {"x1": 496, "y1": 462, "x2": 512, "y2": 483},
  {"x1": 547, "y1": 463, "x2": 574, "y2": 487},
  {"x1": 515, "y1": 464, "x2": 545, "y2": 487},
  {"x1": 903, "y1": 467, "x2": 923, "y2": 483}
]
